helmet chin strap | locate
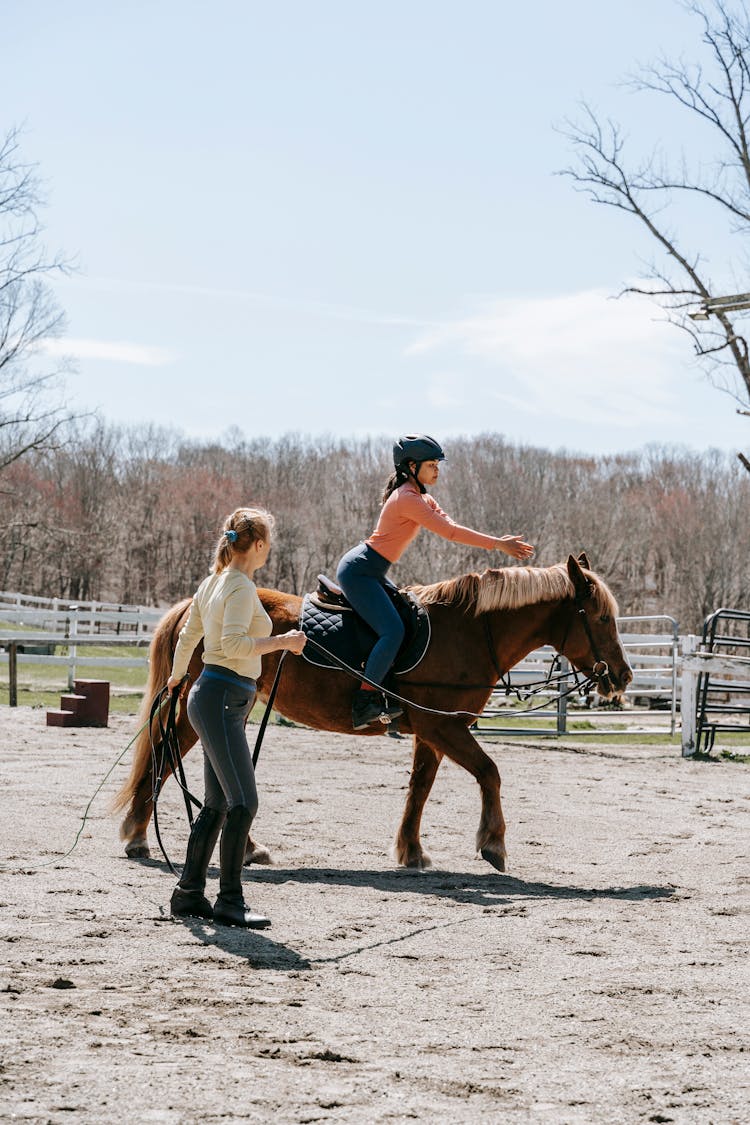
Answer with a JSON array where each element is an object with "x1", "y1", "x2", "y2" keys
[{"x1": 402, "y1": 462, "x2": 426, "y2": 492}]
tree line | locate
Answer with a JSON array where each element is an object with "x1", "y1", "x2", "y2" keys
[{"x1": 1, "y1": 423, "x2": 747, "y2": 633}]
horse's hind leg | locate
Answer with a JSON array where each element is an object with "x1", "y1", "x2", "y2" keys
[
  {"x1": 120, "y1": 766, "x2": 157, "y2": 859},
  {"x1": 121, "y1": 704, "x2": 273, "y2": 864},
  {"x1": 120, "y1": 709, "x2": 199, "y2": 860},
  {"x1": 394, "y1": 737, "x2": 443, "y2": 868},
  {"x1": 244, "y1": 836, "x2": 272, "y2": 865}
]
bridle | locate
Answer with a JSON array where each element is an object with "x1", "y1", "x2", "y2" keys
[
  {"x1": 561, "y1": 582, "x2": 612, "y2": 692},
  {"x1": 485, "y1": 585, "x2": 612, "y2": 711}
]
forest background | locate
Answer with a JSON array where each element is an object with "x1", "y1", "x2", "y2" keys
[{"x1": 2, "y1": 423, "x2": 745, "y2": 635}]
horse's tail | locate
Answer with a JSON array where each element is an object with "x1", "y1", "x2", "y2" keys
[{"x1": 111, "y1": 597, "x2": 192, "y2": 819}]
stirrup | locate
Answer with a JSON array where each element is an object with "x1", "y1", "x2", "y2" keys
[{"x1": 352, "y1": 691, "x2": 401, "y2": 730}]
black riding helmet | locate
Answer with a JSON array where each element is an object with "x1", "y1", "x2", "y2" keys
[{"x1": 392, "y1": 434, "x2": 446, "y2": 469}]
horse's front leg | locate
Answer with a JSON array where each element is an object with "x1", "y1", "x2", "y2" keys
[
  {"x1": 420, "y1": 719, "x2": 507, "y2": 872},
  {"x1": 394, "y1": 737, "x2": 443, "y2": 869}
]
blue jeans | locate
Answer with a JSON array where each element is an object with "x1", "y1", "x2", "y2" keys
[{"x1": 336, "y1": 543, "x2": 405, "y2": 686}]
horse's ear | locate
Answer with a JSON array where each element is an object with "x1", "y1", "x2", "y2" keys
[
  {"x1": 577, "y1": 551, "x2": 591, "y2": 571},
  {"x1": 567, "y1": 554, "x2": 591, "y2": 598}
]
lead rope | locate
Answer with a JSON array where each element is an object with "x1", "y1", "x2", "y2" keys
[
  {"x1": 298, "y1": 635, "x2": 600, "y2": 719},
  {"x1": 149, "y1": 678, "x2": 202, "y2": 875}
]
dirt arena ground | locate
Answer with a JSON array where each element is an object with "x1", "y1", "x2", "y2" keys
[{"x1": 1, "y1": 706, "x2": 749, "y2": 1124}]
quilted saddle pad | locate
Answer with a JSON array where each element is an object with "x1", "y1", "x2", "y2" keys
[{"x1": 299, "y1": 590, "x2": 430, "y2": 675}]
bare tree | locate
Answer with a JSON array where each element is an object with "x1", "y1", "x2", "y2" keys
[
  {"x1": 560, "y1": 0, "x2": 750, "y2": 417},
  {"x1": 0, "y1": 125, "x2": 75, "y2": 478}
]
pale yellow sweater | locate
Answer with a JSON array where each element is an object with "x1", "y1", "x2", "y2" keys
[{"x1": 171, "y1": 568, "x2": 272, "y2": 682}]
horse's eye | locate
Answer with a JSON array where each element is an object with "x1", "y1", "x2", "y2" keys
[{"x1": 600, "y1": 614, "x2": 610, "y2": 624}]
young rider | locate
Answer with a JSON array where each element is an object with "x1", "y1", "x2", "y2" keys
[{"x1": 336, "y1": 434, "x2": 534, "y2": 730}]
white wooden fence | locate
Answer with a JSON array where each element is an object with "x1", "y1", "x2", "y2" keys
[
  {"x1": 0, "y1": 591, "x2": 163, "y2": 698},
  {"x1": 0, "y1": 589, "x2": 163, "y2": 636},
  {"x1": 2, "y1": 593, "x2": 749, "y2": 756}
]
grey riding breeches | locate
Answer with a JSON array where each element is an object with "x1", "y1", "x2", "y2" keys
[{"x1": 186, "y1": 664, "x2": 258, "y2": 817}]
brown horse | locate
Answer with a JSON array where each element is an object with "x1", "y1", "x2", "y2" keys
[{"x1": 113, "y1": 554, "x2": 631, "y2": 872}]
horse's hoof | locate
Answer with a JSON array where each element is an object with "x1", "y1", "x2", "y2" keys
[
  {"x1": 395, "y1": 845, "x2": 432, "y2": 869},
  {"x1": 125, "y1": 842, "x2": 151, "y2": 860},
  {"x1": 244, "y1": 844, "x2": 272, "y2": 866},
  {"x1": 480, "y1": 847, "x2": 506, "y2": 873}
]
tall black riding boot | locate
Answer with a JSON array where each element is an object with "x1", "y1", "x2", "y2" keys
[
  {"x1": 213, "y1": 805, "x2": 271, "y2": 929},
  {"x1": 352, "y1": 688, "x2": 403, "y2": 731},
  {"x1": 170, "y1": 805, "x2": 225, "y2": 919}
]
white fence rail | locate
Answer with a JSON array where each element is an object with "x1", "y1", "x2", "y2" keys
[
  {"x1": 0, "y1": 589, "x2": 163, "y2": 636},
  {"x1": 0, "y1": 606, "x2": 683, "y2": 723}
]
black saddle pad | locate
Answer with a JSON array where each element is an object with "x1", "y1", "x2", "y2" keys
[{"x1": 300, "y1": 589, "x2": 430, "y2": 676}]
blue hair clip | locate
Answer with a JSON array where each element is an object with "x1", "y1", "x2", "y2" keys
[{"x1": 224, "y1": 529, "x2": 238, "y2": 543}]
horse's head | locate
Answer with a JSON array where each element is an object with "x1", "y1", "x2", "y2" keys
[{"x1": 558, "y1": 554, "x2": 632, "y2": 699}]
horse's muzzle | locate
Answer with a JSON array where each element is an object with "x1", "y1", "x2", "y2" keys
[{"x1": 595, "y1": 663, "x2": 632, "y2": 698}]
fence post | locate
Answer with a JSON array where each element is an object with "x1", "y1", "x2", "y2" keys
[
  {"x1": 68, "y1": 606, "x2": 79, "y2": 690},
  {"x1": 557, "y1": 656, "x2": 569, "y2": 734},
  {"x1": 681, "y1": 634, "x2": 700, "y2": 756},
  {"x1": 8, "y1": 641, "x2": 17, "y2": 707},
  {"x1": 670, "y1": 617, "x2": 679, "y2": 737}
]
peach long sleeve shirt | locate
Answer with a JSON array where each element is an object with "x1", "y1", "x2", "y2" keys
[
  {"x1": 366, "y1": 482, "x2": 499, "y2": 564},
  {"x1": 170, "y1": 568, "x2": 272, "y2": 682}
]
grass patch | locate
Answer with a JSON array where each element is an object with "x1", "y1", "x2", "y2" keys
[
  {"x1": 719, "y1": 749, "x2": 750, "y2": 764},
  {"x1": 0, "y1": 687, "x2": 145, "y2": 715},
  {"x1": 0, "y1": 645, "x2": 149, "y2": 709},
  {"x1": 0, "y1": 684, "x2": 277, "y2": 719}
]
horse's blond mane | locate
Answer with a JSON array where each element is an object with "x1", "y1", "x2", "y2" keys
[{"x1": 410, "y1": 563, "x2": 619, "y2": 617}]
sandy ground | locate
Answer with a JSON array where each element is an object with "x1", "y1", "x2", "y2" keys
[{"x1": 1, "y1": 706, "x2": 749, "y2": 1125}]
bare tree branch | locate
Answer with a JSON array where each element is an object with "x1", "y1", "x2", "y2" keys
[
  {"x1": 559, "y1": 0, "x2": 750, "y2": 423},
  {"x1": 0, "y1": 125, "x2": 78, "y2": 478}
]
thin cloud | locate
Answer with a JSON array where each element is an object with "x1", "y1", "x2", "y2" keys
[
  {"x1": 56, "y1": 274, "x2": 434, "y2": 330},
  {"x1": 407, "y1": 288, "x2": 685, "y2": 428},
  {"x1": 40, "y1": 337, "x2": 176, "y2": 366}
]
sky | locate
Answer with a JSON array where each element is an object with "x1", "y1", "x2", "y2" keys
[{"x1": 3, "y1": 0, "x2": 749, "y2": 457}]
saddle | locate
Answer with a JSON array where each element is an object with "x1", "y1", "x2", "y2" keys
[{"x1": 300, "y1": 574, "x2": 431, "y2": 676}]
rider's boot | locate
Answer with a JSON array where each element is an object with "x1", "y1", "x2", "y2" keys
[
  {"x1": 352, "y1": 687, "x2": 403, "y2": 730},
  {"x1": 170, "y1": 805, "x2": 225, "y2": 919},
  {"x1": 213, "y1": 805, "x2": 271, "y2": 929}
]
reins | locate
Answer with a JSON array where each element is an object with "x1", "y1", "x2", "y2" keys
[
  {"x1": 301, "y1": 623, "x2": 603, "y2": 719},
  {"x1": 300, "y1": 585, "x2": 610, "y2": 717},
  {"x1": 149, "y1": 679, "x2": 201, "y2": 876}
]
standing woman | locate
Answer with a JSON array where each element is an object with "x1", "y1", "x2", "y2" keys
[
  {"x1": 166, "y1": 507, "x2": 306, "y2": 928},
  {"x1": 336, "y1": 435, "x2": 534, "y2": 730}
]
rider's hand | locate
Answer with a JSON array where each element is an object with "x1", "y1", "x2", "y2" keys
[{"x1": 497, "y1": 535, "x2": 535, "y2": 560}]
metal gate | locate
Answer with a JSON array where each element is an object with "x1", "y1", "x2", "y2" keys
[{"x1": 694, "y1": 607, "x2": 750, "y2": 752}]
